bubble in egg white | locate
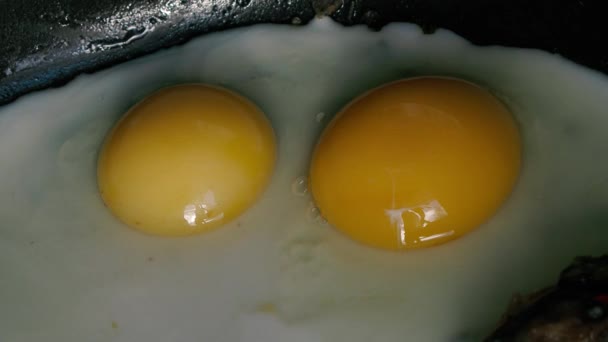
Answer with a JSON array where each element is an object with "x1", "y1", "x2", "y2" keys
[
  {"x1": 1, "y1": 18, "x2": 608, "y2": 342},
  {"x1": 315, "y1": 112, "x2": 325, "y2": 122},
  {"x1": 291, "y1": 176, "x2": 308, "y2": 197}
]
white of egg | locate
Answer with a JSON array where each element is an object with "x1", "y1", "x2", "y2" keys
[{"x1": 1, "y1": 18, "x2": 608, "y2": 342}]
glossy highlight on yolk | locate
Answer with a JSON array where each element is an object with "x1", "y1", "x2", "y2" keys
[
  {"x1": 309, "y1": 77, "x2": 521, "y2": 250},
  {"x1": 97, "y1": 84, "x2": 276, "y2": 236}
]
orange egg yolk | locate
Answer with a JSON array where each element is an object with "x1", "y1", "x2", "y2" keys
[
  {"x1": 309, "y1": 77, "x2": 521, "y2": 250},
  {"x1": 97, "y1": 84, "x2": 276, "y2": 236}
]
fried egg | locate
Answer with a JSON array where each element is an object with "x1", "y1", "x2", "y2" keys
[{"x1": 1, "y1": 18, "x2": 608, "y2": 342}]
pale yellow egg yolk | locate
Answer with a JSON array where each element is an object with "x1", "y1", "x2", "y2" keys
[
  {"x1": 97, "y1": 84, "x2": 276, "y2": 236},
  {"x1": 309, "y1": 77, "x2": 521, "y2": 250}
]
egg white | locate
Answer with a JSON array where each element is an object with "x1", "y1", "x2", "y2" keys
[{"x1": 1, "y1": 18, "x2": 608, "y2": 342}]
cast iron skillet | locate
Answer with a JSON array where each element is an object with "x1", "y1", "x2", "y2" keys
[{"x1": 1, "y1": 0, "x2": 607, "y2": 106}]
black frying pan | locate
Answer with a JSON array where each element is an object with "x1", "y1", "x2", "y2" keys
[
  {"x1": 1, "y1": 0, "x2": 608, "y2": 340},
  {"x1": 1, "y1": 0, "x2": 607, "y2": 105}
]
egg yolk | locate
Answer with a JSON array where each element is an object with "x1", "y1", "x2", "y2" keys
[
  {"x1": 309, "y1": 77, "x2": 521, "y2": 250},
  {"x1": 97, "y1": 84, "x2": 276, "y2": 236}
]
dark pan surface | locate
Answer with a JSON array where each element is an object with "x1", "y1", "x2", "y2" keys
[{"x1": 0, "y1": 0, "x2": 607, "y2": 106}]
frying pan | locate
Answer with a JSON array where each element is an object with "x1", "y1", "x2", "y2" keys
[
  {"x1": 0, "y1": 0, "x2": 607, "y2": 105},
  {"x1": 1, "y1": 0, "x2": 607, "y2": 340}
]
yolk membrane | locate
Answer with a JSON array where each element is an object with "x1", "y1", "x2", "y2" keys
[
  {"x1": 97, "y1": 84, "x2": 276, "y2": 236},
  {"x1": 309, "y1": 77, "x2": 521, "y2": 250}
]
